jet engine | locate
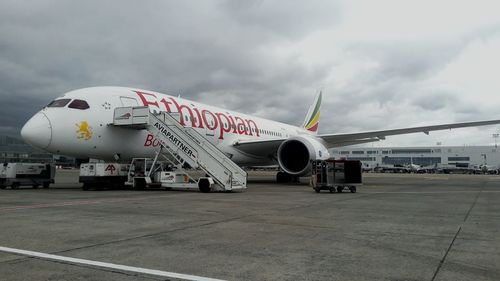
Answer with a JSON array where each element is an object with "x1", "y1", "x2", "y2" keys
[{"x1": 277, "y1": 135, "x2": 330, "y2": 176}]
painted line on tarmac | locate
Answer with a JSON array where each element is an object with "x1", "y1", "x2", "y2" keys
[
  {"x1": 364, "y1": 191, "x2": 500, "y2": 194},
  {"x1": 0, "y1": 195, "x2": 173, "y2": 212},
  {"x1": 423, "y1": 177, "x2": 449, "y2": 180},
  {"x1": 0, "y1": 246, "x2": 225, "y2": 281}
]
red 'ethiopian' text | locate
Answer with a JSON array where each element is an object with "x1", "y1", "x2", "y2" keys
[{"x1": 135, "y1": 91, "x2": 260, "y2": 140}]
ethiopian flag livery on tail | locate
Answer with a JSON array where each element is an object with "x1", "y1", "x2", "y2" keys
[{"x1": 302, "y1": 91, "x2": 322, "y2": 134}]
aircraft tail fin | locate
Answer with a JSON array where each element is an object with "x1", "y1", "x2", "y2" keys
[{"x1": 302, "y1": 91, "x2": 322, "y2": 134}]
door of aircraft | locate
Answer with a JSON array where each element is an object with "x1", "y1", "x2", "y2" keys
[
  {"x1": 120, "y1": 97, "x2": 139, "y2": 107},
  {"x1": 281, "y1": 127, "x2": 288, "y2": 138},
  {"x1": 202, "y1": 110, "x2": 215, "y2": 138}
]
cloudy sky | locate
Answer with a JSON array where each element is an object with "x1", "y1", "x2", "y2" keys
[{"x1": 1, "y1": 0, "x2": 500, "y2": 147}]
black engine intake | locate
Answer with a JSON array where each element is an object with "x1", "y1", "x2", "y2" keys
[{"x1": 277, "y1": 136, "x2": 329, "y2": 176}]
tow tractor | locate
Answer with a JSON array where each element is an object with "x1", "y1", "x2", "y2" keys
[
  {"x1": 310, "y1": 159, "x2": 362, "y2": 193},
  {"x1": 0, "y1": 163, "x2": 55, "y2": 189}
]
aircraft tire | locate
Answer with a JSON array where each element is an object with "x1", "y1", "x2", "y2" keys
[
  {"x1": 134, "y1": 179, "x2": 147, "y2": 190},
  {"x1": 82, "y1": 183, "x2": 90, "y2": 191},
  {"x1": 198, "y1": 178, "x2": 211, "y2": 193},
  {"x1": 276, "y1": 172, "x2": 292, "y2": 183}
]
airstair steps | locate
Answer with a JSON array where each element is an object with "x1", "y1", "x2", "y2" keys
[{"x1": 112, "y1": 106, "x2": 247, "y2": 191}]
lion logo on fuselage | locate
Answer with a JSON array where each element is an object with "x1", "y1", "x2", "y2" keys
[{"x1": 76, "y1": 121, "x2": 93, "y2": 140}]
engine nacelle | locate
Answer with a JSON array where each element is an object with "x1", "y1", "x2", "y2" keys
[{"x1": 277, "y1": 135, "x2": 330, "y2": 175}]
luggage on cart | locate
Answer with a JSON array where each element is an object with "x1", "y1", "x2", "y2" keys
[{"x1": 310, "y1": 159, "x2": 362, "y2": 193}]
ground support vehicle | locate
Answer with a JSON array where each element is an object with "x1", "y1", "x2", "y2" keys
[
  {"x1": 311, "y1": 159, "x2": 362, "y2": 193},
  {"x1": 125, "y1": 155, "x2": 216, "y2": 192},
  {"x1": 154, "y1": 171, "x2": 214, "y2": 191},
  {"x1": 79, "y1": 163, "x2": 130, "y2": 190},
  {"x1": 0, "y1": 163, "x2": 55, "y2": 189}
]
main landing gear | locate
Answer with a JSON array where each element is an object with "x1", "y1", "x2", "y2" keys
[{"x1": 276, "y1": 171, "x2": 299, "y2": 184}]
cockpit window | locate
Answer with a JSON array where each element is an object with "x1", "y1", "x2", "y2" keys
[
  {"x1": 68, "y1": 99, "x2": 90, "y2": 110},
  {"x1": 47, "y1": 99, "x2": 71, "y2": 107}
]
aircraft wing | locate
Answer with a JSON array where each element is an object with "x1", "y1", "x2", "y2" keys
[
  {"x1": 233, "y1": 138, "x2": 284, "y2": 157},
  {"x1": 232, "y1": 137, "x2": 376, "y2": 155},
  {"x1": 318, "y1": 119, "x2": 500, "y2": 148},
  {"x1": 233, "y1": 119, "x2": 500, "y2": 154}
]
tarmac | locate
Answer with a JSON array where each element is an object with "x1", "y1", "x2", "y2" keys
[{"x1": 0, "y1": 170, "x2": 499, "y2": 281}]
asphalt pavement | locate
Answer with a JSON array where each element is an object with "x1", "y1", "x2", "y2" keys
[{"x1": 0, "y1": 170, "x2": 499, "y2": 281}]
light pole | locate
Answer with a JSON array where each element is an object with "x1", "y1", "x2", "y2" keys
[{"x1": 493, "y1": 133, "x2": 499, "y2": 149}]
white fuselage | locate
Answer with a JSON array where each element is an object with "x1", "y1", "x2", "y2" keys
[{"x1": 21, "y1": 87, "x2": 314, "y2": 165}]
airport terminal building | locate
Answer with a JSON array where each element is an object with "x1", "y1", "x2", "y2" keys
[
  {"x1": 330, "y1": 145, "x2": 500, "y2": 168},
  {"x1": 0, "y1": 135, "x2": 76, "y2": 167},
  {"x1": 0, "y1": 135, "x2": 53, "y2": 163},
  {"x1": 3, "y1": 133, "x2": 500, "y2": 169}
]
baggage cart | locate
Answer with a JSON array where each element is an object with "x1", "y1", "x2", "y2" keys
[{"x1": 311, "y1": 159, "x2": 362, "y2": 193}]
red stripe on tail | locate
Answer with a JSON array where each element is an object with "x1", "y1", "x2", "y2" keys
[{"x1": 307, "y1": 123, "x2": 319, "y2": 132}]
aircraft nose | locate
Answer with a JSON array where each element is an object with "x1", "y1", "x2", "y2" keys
[{"x1": 21, "y1": 112, "x2": 52, "y2": 149}]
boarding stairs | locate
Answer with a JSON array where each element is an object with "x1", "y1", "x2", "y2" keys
[{"x1": 112, "y1": 106, "x2": 247, "y2": 191}]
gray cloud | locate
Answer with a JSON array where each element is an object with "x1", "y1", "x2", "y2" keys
[
  {"x1": 222, "y1": 0, "x2": 341, "y2": 39},
  {"x1": 0, "y1": 0, "x2": 337, "y2": 134},
  {"x1": 0, "y1": 0, "x2": 499, "y2": 146}
]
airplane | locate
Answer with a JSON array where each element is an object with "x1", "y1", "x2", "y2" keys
[{"x1": 21, "y1": 86, "x2": 500, "y2": 183}]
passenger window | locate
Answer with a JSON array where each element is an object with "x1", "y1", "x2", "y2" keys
[
  {"x1": 47, "y1": 99, "x2": 71, "y2": 107},
  {"x1": 68, "y1": 99, "x2": 90, "y2": 110}
]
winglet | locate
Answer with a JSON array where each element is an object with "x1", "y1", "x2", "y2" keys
[{"x1": 302, "y1": 91, "x2": 322, "y2": 134}]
